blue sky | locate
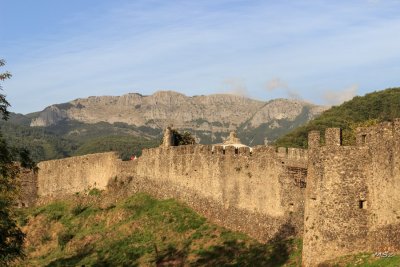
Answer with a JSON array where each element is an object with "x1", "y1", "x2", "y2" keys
[{"x1": 1, "y1": 0, "x2": 400, "y2": 114}]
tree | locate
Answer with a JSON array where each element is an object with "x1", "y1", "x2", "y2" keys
[
  {"x1": 0, "y1": 59, "x2": 26, "y2": 265},
  {"x1": 0, "y1": 60, "x2": 11, "y2": 120},
  {"x1": 171, "y1": 130, "x2": 196, "y2": 146}
]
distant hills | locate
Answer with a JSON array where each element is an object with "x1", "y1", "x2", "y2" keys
[
  {"x1": 1, "y1": 91, "x2": 325, "y2": 162},
  {"x1": 275, "y1": 87, "x2": 400, "y2": 148}
]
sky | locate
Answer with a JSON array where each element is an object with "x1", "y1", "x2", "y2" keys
[{"x1": 1, "y1": 0, "x2": 400, "y2": 114}]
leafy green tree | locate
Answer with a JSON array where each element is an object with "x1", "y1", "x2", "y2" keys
[
  {"x1": 171, "y1": 130, "x2": 196, "y2": 145},
  {"x1": 0, "y1": 59, "x2": 26, "y2": 265}
]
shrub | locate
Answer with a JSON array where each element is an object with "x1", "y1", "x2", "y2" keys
[{"x1": 171, "y1": 130, "x2": 196, "y2": 145}]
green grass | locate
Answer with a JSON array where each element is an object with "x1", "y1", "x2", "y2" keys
[
  {"x1": 87, "y1": 188, "x2": 102, "y2": 197},
  {"x1": 32, "y1": 201, "x2": 69, "y2": 221},
  {"x1": 325, "y1": 253, "x2": 400, "y2": 267},
  {"x1": 16, "y1": 193, "x2": 303, "y2": 266}
]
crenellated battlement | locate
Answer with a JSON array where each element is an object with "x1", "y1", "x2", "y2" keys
[
  {"x1": 145, "y1": 129, "x2": 308, "y2": 164},
  {"x1": 307, "y1": 127, "x2": 343, "y2": 148},
  {"x1": 142, "y1": 143, "x2": 308, "y2": 168},
  {"x1": 309, "y1": 120, "x2": 400, "y2": 150}
]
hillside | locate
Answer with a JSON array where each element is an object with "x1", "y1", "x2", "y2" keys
[
  {"x1": 275, "y1": 88, "x2": 400, "y2": 148},
  {"x1": 16, "y1": 192, "x2": 303, "y2": 266},
  {"x1": 15, "y1": 192, "x2": 400, "y2": 266}
]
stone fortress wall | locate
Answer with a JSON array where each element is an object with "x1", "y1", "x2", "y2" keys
[
  {"x1": 36, "y1": 152, "x2": 119, "y2": 197},
  {"x1": 303, "y1": 121, "x2": 400, "y2": 266},
  {"x1": 132, "y1": 143, "x2": 308, "y2": 241},
  {"x1": 17, "y1": 121, "x2": 400, "y2": 266}
]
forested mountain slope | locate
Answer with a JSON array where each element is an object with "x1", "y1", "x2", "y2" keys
[{"x1": 275, "y1": 88, "x2": 400, "y2": 148}]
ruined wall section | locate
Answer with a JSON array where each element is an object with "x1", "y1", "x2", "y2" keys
[
  {"x1": 304, "y1": 125, "x2": 400, "y2": 266},
  {"x1": 303, "y1": 129, "x2": 371, "y2": 266},
  {"x1": 16, "y1": 168, "x2": 38, "y2": 207},
  {"x1": 356, "y1": 120, "x2": 400, "y2": 252},
  {"x1": 37, "y1": 152, "x2": 119, "y2": 197},
  {"x1": 127, "y1": 144, "x2": 308, "y2": 241}
]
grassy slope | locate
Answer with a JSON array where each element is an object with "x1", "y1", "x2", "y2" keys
[
  {"x1": 15, "y1": 192, "x2": 302, "y2": 267},
  {"x1": 14, "y1": 192, "x2": 400, "y2": 266},
  {"x1": 275, "y1": 88, "x2": 400, "y2": 148}
]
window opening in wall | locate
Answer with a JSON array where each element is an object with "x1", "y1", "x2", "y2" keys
[
  {"x1": 222, "y1": 149, "x2": 225, "y2": 155},
  {"x1": 235, "y1": 148, "x2": 239, "y2": 155},
  {"x1": 359, "y1": 200, "x2": 367, "y2": 209},
  {"x1": 361, "y1": 134, "x2": 367, "y2": 144}
]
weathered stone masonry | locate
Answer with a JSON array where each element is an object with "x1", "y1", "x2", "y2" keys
[
  {"x1": 303, "y1": 121, "x2": 400, "y2": 266},
  {"x1": 133, "y1": 144, "x2": 308, "y2": 241},
  {"x1": 17, "y1": 121, "x2": 400, "y2": 266}
]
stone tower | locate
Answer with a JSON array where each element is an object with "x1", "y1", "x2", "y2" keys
[{"x1": 162, "y1": 127, "x2": 174, "y2": 147}]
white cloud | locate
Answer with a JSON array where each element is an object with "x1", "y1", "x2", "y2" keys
[
  {"x1": 264, "y1": 78, "x2": 302, "y2": 100},
  {"x1": 322, "y1": 84, "x2": 359, "y2": 105}
]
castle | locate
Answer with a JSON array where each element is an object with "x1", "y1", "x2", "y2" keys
[{"x1": 17, "y1": 120, "x2": 400, "y2": 266}]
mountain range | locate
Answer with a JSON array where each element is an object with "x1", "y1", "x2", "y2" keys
[{"x1": 29, "y1": 91, "x2": 325, "y2": 144}]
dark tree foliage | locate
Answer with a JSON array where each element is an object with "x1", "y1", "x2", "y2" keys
[
  {"x1": 0, "y1": 59, "x2": 32, "y2": 265},
  {"x1": 0, "y1": 137, "x2": 25, "y2": 265},
  {"x1": 0, "y1": 60, "x2": 11, "y2": 121},
  {"x1": 171, "y1": 130, "x2": 196, "y2": 146},
  {"x1": 275, "y1": 87, "x2": 400, "y2": 148}
]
